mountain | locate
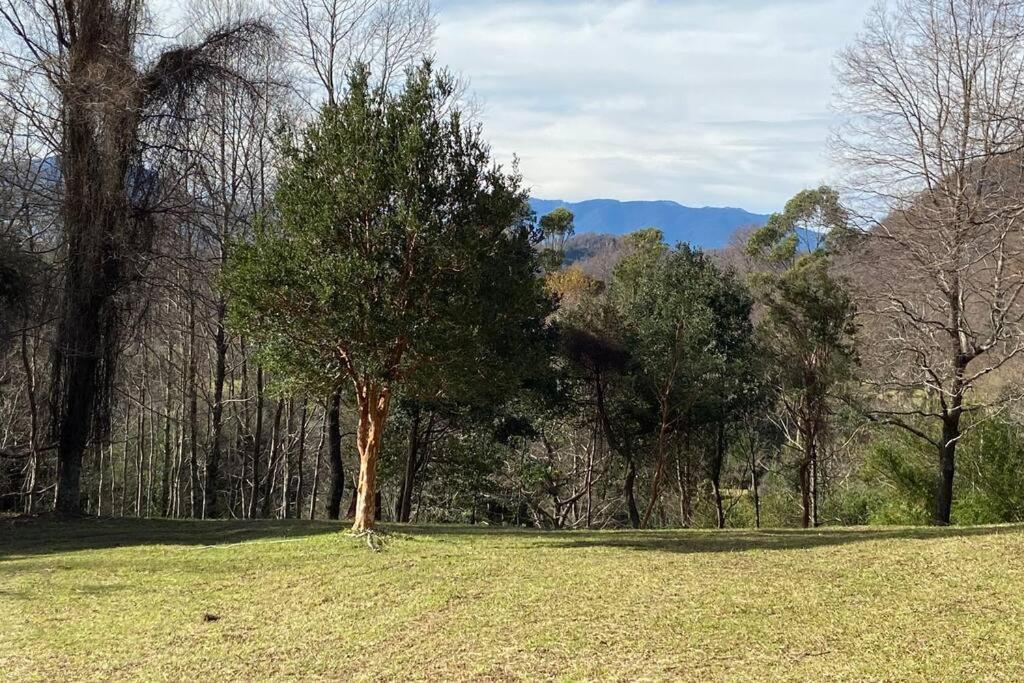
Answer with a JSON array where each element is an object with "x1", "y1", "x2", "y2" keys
[{"x1": 530, "y1": 198, "x2": 770, "y2": 250}]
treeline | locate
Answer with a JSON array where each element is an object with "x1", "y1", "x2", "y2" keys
[{"x1": 2, "y1": 0, "x2": 1024, "y2": 531}]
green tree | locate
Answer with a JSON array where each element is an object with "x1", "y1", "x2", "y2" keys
[
  {"x1": 224, "y1": 63, "x2": 551, "y2": 532},
  {"x1": 611, "y1": 230, "x2": 740, "y2": 528},
  {"x1": 538, "y1": 207, "x2": 575, "y2": 272},
  {"x1": 747, "y1": 187, "x2": 857, "y2": 528}
]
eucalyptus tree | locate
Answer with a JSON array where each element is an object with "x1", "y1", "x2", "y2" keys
[
  {"x1": 224, "y1": 63, "x2": 551, "y2": 533},
  {"x1": 747, "y1": 187, "x2": 857, "y2": 528}
]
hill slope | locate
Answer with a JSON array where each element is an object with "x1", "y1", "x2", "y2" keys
[
  {"x1": 4, "y1": 518, "x2": 1023, "y2": 681},
  {"x1": 530, "y1": 198, "x2": 769, "y2": 250}
]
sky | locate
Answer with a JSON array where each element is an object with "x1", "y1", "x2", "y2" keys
[{"x1": 433, "y1": 0, "x2": 877, "y2": 214}]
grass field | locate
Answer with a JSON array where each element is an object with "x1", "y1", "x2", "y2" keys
[{"x1": 2, "y1": 519, "x2": 1023, "y2": 681}]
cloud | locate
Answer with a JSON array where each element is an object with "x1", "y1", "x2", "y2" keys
[{"x1": 434, "y1": 0, "x2": 876, "y2": 213}]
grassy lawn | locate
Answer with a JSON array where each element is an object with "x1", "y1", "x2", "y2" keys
[{"x1": 2, "y1": 519, "x2": 1023, "y2": 681}]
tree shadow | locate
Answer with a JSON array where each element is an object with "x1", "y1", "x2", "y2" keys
[
  {"x1": 542, "y1": 524, "x2": 1023, "y2": 555},
  {"x1": 0, "y1": 516, "x2": 344, "y2": 561},
  {"x1": 3, "y1": 518, "x2": 1020, "y2": 561}
]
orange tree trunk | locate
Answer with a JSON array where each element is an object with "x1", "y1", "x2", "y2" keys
[{"x1": 352, "y1": 383, "x2": 392, "y2": 533}]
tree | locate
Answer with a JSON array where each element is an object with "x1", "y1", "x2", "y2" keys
[
  {"x1": 747, "y1": 188, "x2": 857, "y2": 528},
  {"x1": 834, "y1": 0, "x2": 1024, "y2": 524},
  {"x1": 539, "y1": 207, "x2": 575, "y2": 272},
  {"x1": 224, "y1": 62, "x2": 551, "y2": 533},
  {"x1": 611, "y1": 230, "x2": 742, "y2": 528},
  {"x1": 281, "y1": 0, "x2": 435, "y2": 105}
]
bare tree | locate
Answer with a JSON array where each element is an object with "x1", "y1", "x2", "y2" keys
[
  {"x1": 0, "y1": 0, "x2": 273, "y2": 515},
  {"x1": 834, "y1": 0, "x2": 1024, "y2": 525},
  {"x1": 279, "y1": 0, "x2": 434, "y2": 106}
]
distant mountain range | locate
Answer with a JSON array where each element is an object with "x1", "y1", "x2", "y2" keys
[{"x1": 529, "y1": 198, "x2": 770, "y2": 250}]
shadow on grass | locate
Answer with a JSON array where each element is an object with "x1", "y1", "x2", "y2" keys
[
  {"x1": 3, "y1": 517, "x2": 1021, "y2": 560},
  {"x1": 0, "y1": 516, "x2": 344, "y2": 561},
  {"x1": 396, "y1": 522, "x2": 1024, "y2": 555},
  {"x1": 543, "y1": 525, "x2": 1024, "y2": 554}
]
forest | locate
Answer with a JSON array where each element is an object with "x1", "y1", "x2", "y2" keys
[{"x1": 2, "y1": 0, "x2": 1024, "y2": 537}]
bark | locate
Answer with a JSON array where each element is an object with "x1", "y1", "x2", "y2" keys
[
  {"x1": 261, "y1": 400, "x2": 285, "y2": 518},
  {"x1": 799, "y1": 438, "x2": 814, "y2": 529},
  {"x1": 19, "y1": 329, "x2": 39, "y2": 514},
  {"x1": 751, "y1": 448, "x2": 762, "y2": 530},
  {"x1": 187, "y1": 301, "x2": 200, "y2": 518},
  {"x1": 935, "y1": 413, "x2": 961, "y2": 526},
  {"x1": 309, "y1": 407, "x2": 327, "y2": 520},
  {"x1": 205, "y1": 298, "x2": 228, "y2": 518},
  {"x1": 160, "y1": 382, "x2": 172, "y2": 516},
  {"x1": 396, "y1": 407, "x2": 421, "y2": 523},
  {"x1": 352, "y1": 382, "x2": 392, "y2": 533},
  {"x1": 624, "y1": 457, "x2": 641, "y2": 529},
  {"x1": 326, "y1": 391, "x2": 344, "y2": 520},
  {"x1": 710, "y1": 422, "x2": 726, "y2": 530},
  {"x1": 248, "y1": 365, "x2": 265, "y2": 519},
  {"x1": 120, "y1": 400, "x2": 131, "y2": 516}
]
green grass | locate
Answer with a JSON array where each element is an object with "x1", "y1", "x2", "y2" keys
[{"x1": 2, "y1": 519, "x2": 1023, "y2": 681}]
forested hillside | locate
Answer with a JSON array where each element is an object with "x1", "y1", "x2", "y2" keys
[{"x1": 529, "y1": 198, "x2": 768, "y2": 249}]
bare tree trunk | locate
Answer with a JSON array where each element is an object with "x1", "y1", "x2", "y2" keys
[
  {"x1": 160, "y1": 382, "x2": 172, "y2": 517},
  {"x1": 750, "y1": 447, "x2": 761, "y2": 530},
  {"x1": 624, "y1": 457, "x2": 640, "y2": 529},
  {"x1": 205, "y1": 298, "x2": 228, "y2": 518},
  {"x1": 294, "y1": 401, "x2": 308, "y2": 519},
  {"x1": 120, "y1": 400, "x2": 131, "y2": 517},
  {"x1": 261, "y1": 400, "x2": 284, "y2": 518},
  {"x1": 309, "y1": 407, "x2": 327, "y2": 520},
  {"x1": 326, "y1": 391, "x2": 344, "y2": 520},
  {"x1": 248, "y1": 365, "x2": 265, "y2": 519},
  {"x1": 396, "y1": 407, "x2": 421, "y2": 523},
  {"x1": 799, "y1": 437, "x2": 813, "y2": 530},
  {"x1": 936, "y1": 412, "x2": 961, "y2": 526},
  {"x1": 710, "y1": 422, "x2": 726, "y2": 530},
  {"x1": 352, "y1": 383, "x2": 391, "y2": 533},
  {"x1": 19, "y1": 329, "x2": 39, "y2": 514},
  {"x1": 136, "y1": 401, "x2": 145, "y2": 517}
]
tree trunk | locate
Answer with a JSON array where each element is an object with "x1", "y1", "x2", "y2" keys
[
  {"x1": 799, "y1": 449, "x2": 812, "y2": 529},
  {"x1": 935, "y1": 414, "x2": 960, "y2": 526},
  {"x1": 309, "y1": 407, "x2": 327, "y2": 520},
  {"x1": 120, "y1": 400, "x2": 131, "y2": 517},
  {"x1": 624, "y1": 457, "x2": 640, "y2": 529},
  {"x1": 396, "y1": 407, "x2": 421, "y2": 523},
  {"x1": 326, "y1": 391, "x2": 344, "y2": 520},
  {"x1": 352, "y1": 383, "x2": 391, "y2": 533},
  {"x1": 160, "y1": 383, "x2": 172, "y2": 517},
  {"x1": 205, "y1": 299, "x2": 228, "y2": 518},
  {"x1": 248, "y1": 365, "x2": 265, "y2": 519},
  {"x1": 20, "y1": 329, "x2": 39, "y2": 514},
  {"x1": 711, "y1": 422, "x2": 726, "y2": 530},
  {"x1": 262, "y1": 400, "x2": 285, "y2": 518},
  {"x1": 186, "y1": 302, "x2": 200, "y2": 518},
  {"x1": 751, "y1": 447, "x2": 762, "y2": 530}
]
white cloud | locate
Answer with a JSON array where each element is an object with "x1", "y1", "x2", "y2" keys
[{"x1": 434, "y1": 0, "x2": 876, "y2": 213}]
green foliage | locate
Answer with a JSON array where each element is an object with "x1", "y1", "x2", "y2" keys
[
  {"x1": 223, "y1": 62, "x2": 553, "y2": 402},
  {"x1": 610, "y1": 238, "x2": 719, "y2": 412},
  {"x1": 747, "y1": 186, "x2": 847, "y2": 264},
  {"x1": 538, "y1": 207, "x2": 575, "y2": 272},
  {"x1": 842, "y1": 416, "x2": 1024, "y2": 526}
]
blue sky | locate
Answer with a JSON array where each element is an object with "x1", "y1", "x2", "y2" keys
[{"x1": 434, "y1": 0, "x2": 877, "y2": 214}]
